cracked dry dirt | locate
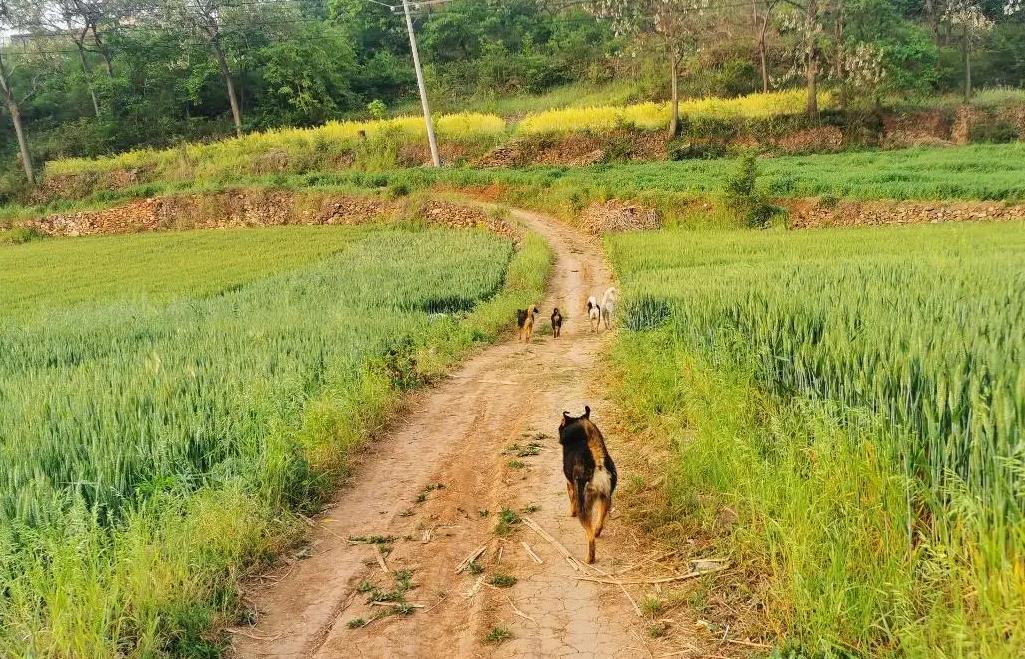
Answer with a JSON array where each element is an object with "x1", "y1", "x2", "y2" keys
[{"x1": 233, "y1": 209, "x2": 673, "y2": 658}]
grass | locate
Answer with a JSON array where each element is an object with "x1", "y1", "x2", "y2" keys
[
  {"x1": 607, "y1": 220, "x2": 1025, "y2": 656},
  {"x1": 0, "y1": 142, "x2": 1016, "y2": 266},
  {"x1": 466, "y1": 143, "x2": 1025, "y2": 207},
  {"x1": 13, "y1": 142, "x2": 1023, "y2": 239},
  {"x1": 0, "y1": 225, "x2": 43, "y2": 245},
  {"x1": 494, "y1": 507, "x2": 522, "y2": 537},
  {"x1": 647, "y1": 622, "x2": 669, "y2": 639},
  {"x1": 894, "y1": 86, "x2": 1025, "y2": 112},
  {"x1": 487, "y1": 573, "x2": 517, "y2": 588},
  {"x1": 395, "y1": 80, "x2": 653, "y2": 118},
  {"x1": 639, "y1": 595, "x2": 665, "y2": 617},
  {"x1": 0, "y1": 222, "x2": 552, "y2": 657},
  {"x1": 0, "y1": 226, "x2": 369, "y2": 318},
  {"x1": 483, "y1": 625, "x2": 512, "y2": 645}
]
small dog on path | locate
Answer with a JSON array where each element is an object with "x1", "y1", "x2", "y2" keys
[
  {"x1": 559, "y1": 406, "x2": 618, "y2": 564},
  {"x1": 601, "y1": 287, "x2": 617, "y2": 330},
  {"x1": 518, "y1": 304, "x2": 539, "y2": 343},
  {"x1": 551, "y1": 307, "x2": 563, "y2": 338},
  {"x1": 586, "y1": 296, "x2": 601, "y2": 333}
]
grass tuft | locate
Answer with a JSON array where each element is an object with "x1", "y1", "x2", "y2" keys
[
  {"x1": 488, "y1": 573, "x2": 517, "y2": 588},
  {"x1": 483, "y1": 626, "x2": 512, "y2": 645}
]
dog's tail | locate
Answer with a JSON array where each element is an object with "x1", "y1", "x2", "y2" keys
[{"x1": 590, "y1": 465, "x2": 613, "y2": 498}]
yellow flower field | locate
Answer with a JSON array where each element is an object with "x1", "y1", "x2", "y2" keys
[
  {"x1": 516, "y1": 90, "x2": 832, "y2": 134},
  {"x1": 45, "y1": 113, "x2": 508, "y2": 177}
]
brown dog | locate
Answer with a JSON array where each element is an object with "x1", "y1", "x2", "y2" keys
[
  {"x1": 559, "y1": 406, "x2": 618, "y2": 563},
  {"x1": 518, "y1": 304, "x2": 539, "y2": 343}
]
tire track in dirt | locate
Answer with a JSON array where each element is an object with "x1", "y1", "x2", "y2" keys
[{"x1": 233, "y1": 208, "x2": 663, "y2": 658}]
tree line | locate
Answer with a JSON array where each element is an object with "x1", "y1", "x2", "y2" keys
[{"x1": 0, "y1": 0, "x2": 1023, "y2": 190}]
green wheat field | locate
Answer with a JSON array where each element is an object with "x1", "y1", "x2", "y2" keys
[
  {"x1": 607, "y1": 220, "x2": 1025, "y2": 656},
  {"x1": 0, "y1": 225, "x2": 549, "y2": 657}
]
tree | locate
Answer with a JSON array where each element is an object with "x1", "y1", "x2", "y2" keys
[
  {"x1": 790, "y1": 0, "x2": 825, "y2": 116},
  {"x1": 36, "y1": 0, "x2": 117, "y2": 117},
  {"x1": 751, "y1": 0, "x2": 782, "y2": 92},
  {"x1": 836, "y1": 40, "x2": 886, "y2": 105},
  {"x1": 841, "y1": 0, "x2": 939, "y2": 100},
  {"x1": 329, "y1": 0, "x2": 409, "y2": 56},
  {"x1": 0, "y1": 0, "x2": 51, "y2": 183},
  {"x1": 594, "y1": 0, "x2": 715, "y2": 137},
  {"x1": 942, "y1": 0, "x2": 995, "y2": 100},
  {"x1": 256, "y1": 22, "x2": 358, "y2": 125},
  {"x1": 162, "y1": 0, "x2": 244, "y2": 135},
  {"x1": 775, "y1": 0, "x2": 848, "y2": 116}
]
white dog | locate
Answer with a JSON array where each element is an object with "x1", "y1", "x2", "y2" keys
[
  {"x1": 586, "y1": 296, "x2": 601, "y2": 333},
  {"x1": 601, "y1": 287, "x2": 617, "y2": 330}
]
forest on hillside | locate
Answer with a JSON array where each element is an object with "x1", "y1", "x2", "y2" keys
[{"x1": 1, "y1": 0, "x2": 1024, "y2": 194}]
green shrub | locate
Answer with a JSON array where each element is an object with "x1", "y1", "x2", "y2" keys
[
  {"x1": 0, "y1": 226, "x2": 43, "y2": 245},
  {"x1": 723, "y1": 152, "x2": 778, "y2": 227}
]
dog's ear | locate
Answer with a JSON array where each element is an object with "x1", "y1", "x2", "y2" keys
[{"x1": 584, "y1": 405, "x2": 591, "y2": 418}]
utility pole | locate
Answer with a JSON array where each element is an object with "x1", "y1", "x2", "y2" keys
[{"x1": 399, "y1": 0, "x2": 441, "y2": 167}]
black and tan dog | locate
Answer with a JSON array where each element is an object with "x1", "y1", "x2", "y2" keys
[
  {"x1": 559, "y1": 406, "x2": 618, "y2": 563},
  {"x1": 517, "y1": 304, "x2": 539, "y2": 343},
  {"x1": 551, "y1": 307, "x2": 563, "y2": 338}
]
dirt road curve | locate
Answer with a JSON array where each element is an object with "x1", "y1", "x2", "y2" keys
[{"x1": 234, "y1": 209, "x2": 660, "y2": 658}]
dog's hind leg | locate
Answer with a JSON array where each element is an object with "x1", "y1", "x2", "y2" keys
[
  {"x1": 593, "y1": 494, "x2": 610, "y2": 538},
  {"x1": 584, "y1": 516, "x2": 596, "y2": 564},
  {"x1": 566, "y1": 481, "x2": 578, "y2": 517}
]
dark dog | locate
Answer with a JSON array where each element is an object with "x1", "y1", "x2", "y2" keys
[
  {"x1": 551, "y1": 307, "x2": 563, "y2": 338},
  {"x1": 559, "y1": 406, "x2": 617, "y2": 563}
]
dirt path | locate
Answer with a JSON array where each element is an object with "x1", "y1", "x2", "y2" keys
[{"x1": 233, "y1": 209, "x2": 660, "y2": 658}]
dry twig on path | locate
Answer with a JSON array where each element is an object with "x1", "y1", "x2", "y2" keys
[
  {"x1": 575, "y1": 564, "x2": 728, "y2": 586},
  {"x1": 484, "y1": 584, "x2": 537, "y2": 625},
  {"x1": 223, "y1": 628, "x2": 283, "y2": 642},
  {"x1": 725, "y1": 638, "x2": 772, "y2": 649},
  {"x1": 615, "y1": 549, "x2": 676, "y2": 576},
  {"x1": 521, "y1": 541, "x2": 543, "y2": 564},
  {"x1": 455, "y1": 544, "x2": 487, "y2": 574},
  {"x1": 588, "y1": 561, "x2": 642, "y2": 617},
  {"x1": 523, "y1": 516, "x2": 580, "y2": 567},
  {"x1": 374, "y1": 544, "x2": 390, "y2": 573}
]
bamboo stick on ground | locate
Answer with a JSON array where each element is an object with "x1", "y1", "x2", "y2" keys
[{"x1": 521, "y1": 541, "x2": 543, "y2": 564}]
